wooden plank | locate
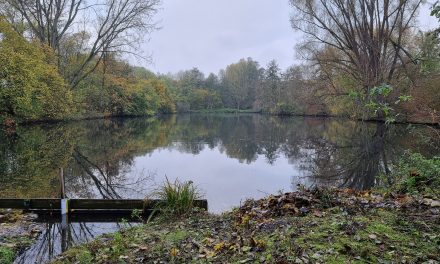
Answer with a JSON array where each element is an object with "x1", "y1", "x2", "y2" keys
[
  {"x1": 0, "y1": 199, "x2": 208, "y2": 211},
  {"x1": 69, "y1": 199, "x2": 148, "y2": 210},
  {"x1": 69, "y1": 199, "x2": 208, "y2": 210},
  {"x1": 0, "y1": 199, "x2": 60, "y2": 210}
]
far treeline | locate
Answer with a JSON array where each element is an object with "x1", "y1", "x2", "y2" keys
[{"x1": 0, "y1": 0, "x2": 440, "y2": 125}]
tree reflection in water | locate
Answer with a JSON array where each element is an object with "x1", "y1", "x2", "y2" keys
[
  {"x1": 14, "y1": 221, "x2": 132, "y2": 264},
  {"x1": 0, "y1": 114, "x2": 438, "y2": 199}
]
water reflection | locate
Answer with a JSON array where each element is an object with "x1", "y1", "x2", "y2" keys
[
  {"x1": 14, "y1": 221, "x2": 130, "y2": 264},
  {"x1": 0, "y1": 114, "x2": 438, "y2": 206}
]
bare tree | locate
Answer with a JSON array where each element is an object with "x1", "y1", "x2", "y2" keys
[
  {"x1": 3, "y1": 0, "x2": 160, "y2": 88},
  {"x1": 290, "y1": 0, "x2": 423, "y2": 116}
]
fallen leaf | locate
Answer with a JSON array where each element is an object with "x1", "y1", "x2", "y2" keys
[
  {"x1": 313, "y1": 210, "x2": 323, "y2": 217},
  {"x1": 214, "y1": 242, "x2": 225, "y2": 251},
  {"x1": 242, "y1": 246, "x2": 252, "y2": 252},
  {"x1": 170, "y1": 248, "x2": 179, "y2": 257},
  {"x1": 368, "y1": 234, "x2": 377, "y2": 240}
]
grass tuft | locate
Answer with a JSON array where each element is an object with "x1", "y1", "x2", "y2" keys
[
  {"x1": 0, "y1": 247, "x2": 14, "y2": 264},
  {"x1": 153, "y1": 177, "x2": 202, "y2": 217}
]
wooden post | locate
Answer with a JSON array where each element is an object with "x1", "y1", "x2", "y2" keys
[
  {"x1": 60, "y1": 168, "x2": 69, "y2": 224},
  {"x1": 60, "y1": 168, "x2": 65, "y2": 199}
]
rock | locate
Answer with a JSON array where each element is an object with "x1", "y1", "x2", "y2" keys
[{"x1": 423, "y1": 198, "x2": 440, "y2": 207}]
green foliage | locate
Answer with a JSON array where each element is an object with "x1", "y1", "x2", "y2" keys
[
  {"x1": 390, "y1": 152, "x2": 440, "y2": 196},
  {"x1": 362, "y1": 84, "x2": 411, "y2": 123},
  {"x1": 153, "y1": 177, "x2": 202, "y2": 217},
  {"x1": 418, "y1": 32, "x2": 440, "y2": 73},
  {"x1": 0, "y1": 247, "x2": 14, "y2": 264},
  {"x1": 168, "y1": 68, "x2": 225, "y2": 111},
  {"x1": 76, "y1": 250, "x2": 94, "y2": 264},
  {"x1": 0, "y1": 19, "x2": 73, "y2": 122},
  {"x1": 271, "y1": 102, "x2": 302, "y2": 115},
  {"x1": 188, "y1": 88, "x2": 222, "y2": 110},
  {"x1": 0, "y1": 19, "x2": 176, "y2": 123},
  {"x1": 111, "y1": 232, "x2": 126, "y2": 259},
  {"x1": 74, "y1": 59, "x2": 176, "y2": 117},
  {"x1": 222, "y1": 58, "x2": 260, "y2": 110}
]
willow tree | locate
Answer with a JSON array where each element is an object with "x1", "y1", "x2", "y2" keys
[
  {"x1": 2, "y1": 0, "x2": 160, "y2": 88},
  {"x1": 289, "y1": 0, "x2": 423, "y2": 118}
]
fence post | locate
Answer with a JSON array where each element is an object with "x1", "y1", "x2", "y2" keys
[{"x1": 60, "y1": 168, "x2": 69, "y2": 222}]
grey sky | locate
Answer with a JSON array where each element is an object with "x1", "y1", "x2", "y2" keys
[{"x1": 140, "y1": 1, "x2": 438, "y2": 75}]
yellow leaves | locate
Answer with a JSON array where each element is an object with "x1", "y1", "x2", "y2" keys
[
  {"x1": 213, "y1": 242, "x2": 226, "y2": 251},
  {"x1": 282, "y1": 203, "x2": 300, "y2": 214},
  {"x1": 170, "y1": 247, "x2": 179, "y2": 257},
  {"x1": 249, "y1": 237, "x2": 266, "y2": 249},
  {"x1": 241, "y1": 215, "x2": 251, "y2": 227},
  {"x1": 0, "y1": 18, "x2": 73, "y2": 121}
]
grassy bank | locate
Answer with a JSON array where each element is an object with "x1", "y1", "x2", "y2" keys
[{"x1": 52, "y1": 188, "x2": 439, "y2": 264}]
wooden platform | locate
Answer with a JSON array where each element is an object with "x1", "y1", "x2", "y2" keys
[{"x1": 0, "y1": 199, "x2": 208, "y2": 212}]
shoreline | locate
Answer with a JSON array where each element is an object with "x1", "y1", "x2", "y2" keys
[
  {"x1": 2, "y1": 111, "x2": 439, "y2": 129},
  {"x1": 49, "y1": 188, "x2": 440, "y2": 264}
]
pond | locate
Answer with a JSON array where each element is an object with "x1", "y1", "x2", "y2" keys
[{"x1": 1, "y1": 114, "x2": 438, "y2": 262}]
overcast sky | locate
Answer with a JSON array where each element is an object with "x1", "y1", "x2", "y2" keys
[{"x1": 139, "y1": 0, "x2": 438, "y2": 75}]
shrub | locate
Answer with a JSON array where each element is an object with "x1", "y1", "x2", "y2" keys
[
  {"x1": 273, "y1": 102, "x2": 302, "y2": 115},
  {"x1": 0, "y1": 19, "x2": 73, "y2": 122},
  {"x1": 391, "y1": 152, "x2": 440, "y2": 196}
]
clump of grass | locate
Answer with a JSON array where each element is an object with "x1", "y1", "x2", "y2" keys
[
  {"x1": 0, "y1": 246, "x2": 14, "y2": 264},
  {"x1": 153, "y1": 177, "x2": 202, "y2": 217}
]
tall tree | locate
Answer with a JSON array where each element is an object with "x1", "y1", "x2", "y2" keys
[
  {"x1": 262, "y1": 60, "x2": 281, "y2": 109},
  {"x1": 222, "y1": 58, "x2": 260, "y2": 110},
  {"x1": 176, "y1": 68, "x2": 205, "y2": 96},
  {"x1": 289, "y1": 0, "x2": 423, "y2": 118}
]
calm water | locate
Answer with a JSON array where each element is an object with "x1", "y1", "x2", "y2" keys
[
  {"x1": 1, "y1": 114, "x2": 438, "y2": 263},
  {"x1": 1, "y1": 114, "x2": 439, "y2": 211}
]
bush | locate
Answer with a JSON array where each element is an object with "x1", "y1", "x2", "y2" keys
[
  {"x1": 0, "y1": 19, "x2": 73, "y2": 122},
  {"x1": 391, "y1": 152, "x2": 440, "y2": 196},
  {"x1": 0, "y1": 247, "x2": 14, "y2": 264}
]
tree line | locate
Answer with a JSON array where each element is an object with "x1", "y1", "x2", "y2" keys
[
  {"x1": 162, "y1": 0, "x2": 440, "y2": 124},
  {"x1": 0, "y1": 0, "x2": 439, "y2": 125}
]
